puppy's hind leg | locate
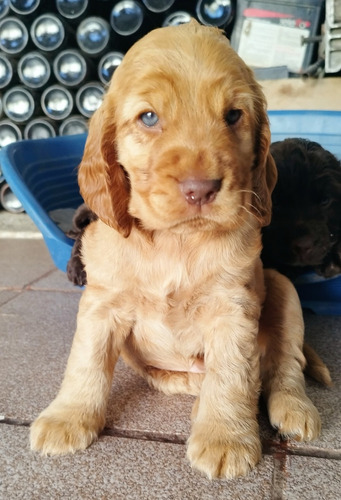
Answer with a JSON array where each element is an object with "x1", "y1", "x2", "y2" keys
[{"x1": 259, "y1": 269, "x2": 321, "y2": 441}]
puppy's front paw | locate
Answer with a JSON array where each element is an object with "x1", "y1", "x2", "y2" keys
[
  {"x1": 30, "y1": 406, "x2": 104, "y2": 455},
  {"x1": 268, "y1": 392, "x2": 321, "y2": 441},
  {"x1": 187, "y1": 424, "x2": 261, "y2": 479}
]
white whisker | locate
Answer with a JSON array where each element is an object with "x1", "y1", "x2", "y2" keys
[
  {"x1": 236, "y1": 189, "x2": 262, "y2": 204},
  {"x1": 245, "y1": 201, "x2": 262, "y2": 217},
  {"x1": 238, "y1": 205, "x2": 262, "y2": 227}
]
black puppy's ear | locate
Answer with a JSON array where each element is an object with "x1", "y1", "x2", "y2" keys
[
  {"x1": 270, "y1": 140, "x2": 308, "y2": 171},
  {"x1": 290, "y1": 146, "x2": 307, "y2": 166},
  {"x1": 66, "y1": 204, "x2": 97, "y2": 239}
]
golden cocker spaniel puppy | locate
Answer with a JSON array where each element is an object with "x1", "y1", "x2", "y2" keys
[{"x1": 31, "y1": 20, "x2": 322, "y2": 479}]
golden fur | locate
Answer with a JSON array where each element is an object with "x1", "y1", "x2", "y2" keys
[{"x1": 31, "y1": 21, "x2": 324, "y2": 479}]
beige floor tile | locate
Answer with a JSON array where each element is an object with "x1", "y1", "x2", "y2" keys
[
  {"x1": 0, "y1": 424, "x2": 275, "y2": 500},
  {"x1": 284, "y1": 455, "x2": 341, "y2": 500},
  {"x1": 0, "y1": 239, "x2": 54, "y2": 289},
  {"x1": 289, "y1": 313, "x2": 341, "y2": 453},
  {"x1": 0, "y1": 290, "x2": 79, "y2": 419}
]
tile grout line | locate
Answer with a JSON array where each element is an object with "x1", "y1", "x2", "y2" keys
[
  {"x1": 285, "y1": 444, "x2": 341, "y2": 460},
  {"x1": 2, "y1": 418, "x2": 340, "y2": 460},
  {"x1": 102, "y1": 425, "x2": 187, "y2": 445},
  {"x1": 0, "y1": 417, "x2": 30, "y2": 427},
  {"x1": 0, "y1": 289, "x2": 24, "y2": 307},
  {"x1": 0, "y1": 282, "x2": 82, "y2": 297},
  {"x1": 1, "y1": 417, "x2": 339, "y2": 497},
  {"x1": 23, "y1": 269, "x2": 70, "y2": 290},
  {"x1": 27, "y1": 287, "x2": 82, "y2": 293},
  {"x1": 0, "y1": 418, "x2": 187, "y2": 446},
  {"x1": 271, "y1": 452, "x2": 288, "y2": 500},
  {"x1": 263, "y1": 438, "x2": 341, "y2": 461},
  {"x1": 0, "y1": 269, "x2": 57, "y2": 296},
  {"x1": 268, "y1": 443, "x2": 341, "y2": 500}
]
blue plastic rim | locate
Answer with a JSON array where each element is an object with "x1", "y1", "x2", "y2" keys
[
  {"x1": 1, "y1": 110, "x2": 341, "y2": 313},
  {"x1": 269, "y1": 110, "x2": 341, "y2": 160}
]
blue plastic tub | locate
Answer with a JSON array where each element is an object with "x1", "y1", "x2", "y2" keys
[
  {"x1": 1, "y1": 134, "x2": 86, "y2": 272},
  {"x1": 1, "y1": 110, "x2": 341, "y2": 314}
]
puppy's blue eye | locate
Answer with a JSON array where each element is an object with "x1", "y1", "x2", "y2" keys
[{"x1": 140, "y1": 111, "x2": 159, "y2": 127}]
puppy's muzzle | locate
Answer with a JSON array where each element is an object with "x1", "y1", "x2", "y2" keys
[{"x1": 179, "y1": 178, "x2": 222, "y2": 206}]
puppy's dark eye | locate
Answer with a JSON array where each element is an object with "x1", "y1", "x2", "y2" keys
[
  {"x1": 140, "y1": 111, "x2": 159, "y2": 127},
  {"x1": 320, "y1": 196, "x2": 331, "y2": 207},
  {"x1": 225, "y1": 109, "x2": 242, "y2": 126}
]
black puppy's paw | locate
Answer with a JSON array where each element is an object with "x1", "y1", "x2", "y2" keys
[
  {"x1": 315, "y1": 254, "x2": 341, "y2": 278},
  {"x1": 67, "y1": 255, "x2": 87, "y2": 286}
]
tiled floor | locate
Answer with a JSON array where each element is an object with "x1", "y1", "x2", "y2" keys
[{"x1": 0, "y1": 213, "x2": 340, "y2": 499}]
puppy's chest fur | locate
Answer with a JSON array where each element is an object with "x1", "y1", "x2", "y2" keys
[{"x1": 83, "y1": 221, "x2": 261, "y2": 368}]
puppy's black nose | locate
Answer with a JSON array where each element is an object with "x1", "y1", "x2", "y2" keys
[
  {"x1": 179, "y1": 179, "x2": 222, "y2": 206},
  {"x1": 293, "y1": 235, "x2": 314, "y2": 260}
]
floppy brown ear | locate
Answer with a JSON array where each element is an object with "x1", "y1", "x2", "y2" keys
[
  {"x1": 78, "y1": 101, "x2": 133, "y2": 237},
  {"x1": 251, "y1": 106, "x2": 277, "y2": 228}
]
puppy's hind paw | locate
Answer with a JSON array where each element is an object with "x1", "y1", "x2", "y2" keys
[{"x1": 268, "y1": 392, "x2": 321, "y2": 442}]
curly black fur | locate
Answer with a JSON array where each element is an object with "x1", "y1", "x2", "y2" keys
[{"x1": 262, "y1": 138, "x2": 341, "y2": 278}]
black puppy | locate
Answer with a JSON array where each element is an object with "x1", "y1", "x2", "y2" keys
[{"x1": 262, "y1": 138, "x2": 341, "y2": 278}]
